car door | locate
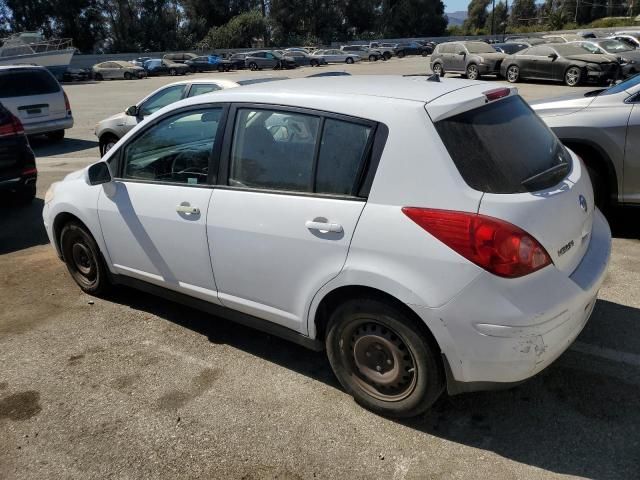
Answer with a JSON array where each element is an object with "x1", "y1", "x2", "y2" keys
[
  {"x1": 264, "y1": 52, "x2": 278, "y2": 68},
  {"x1": 206, "y1": 105, "x2": 377, "y2": 333},
  {"x1": 451, "y1": 44, "x2": 466, "y2": 71},
  {"x1": 517, "y1": 47, "x2": 540, "y2": 78},
  {"x1": 624, "y1": 94, "x2": 640, "y2": 203},
  {"x1": 531, "y1": 46, "x2": 556, "y2": 78},
  {"x1": 98, "y1": 105, "x2": 227, "y2": 303}
]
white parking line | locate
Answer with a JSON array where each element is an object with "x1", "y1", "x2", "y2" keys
[{"x1": 571, "y1": 341, "x2": 640, "y2": 368}]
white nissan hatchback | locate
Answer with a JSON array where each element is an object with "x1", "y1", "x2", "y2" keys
[{"x1": 43, "y1": 76, "x2": 611, "y2": 417}]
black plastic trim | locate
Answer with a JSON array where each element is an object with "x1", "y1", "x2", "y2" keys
[{"x1": 110, "y1": 273, "x2": 324, "y2": 352}]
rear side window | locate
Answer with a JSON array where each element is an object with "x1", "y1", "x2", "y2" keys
[
  {"x1": 0, "y1": 69, "x2": 60, "y2": 98},
  {"x1": 435, "y1": 95, "x2": 571, "y2": 193}
]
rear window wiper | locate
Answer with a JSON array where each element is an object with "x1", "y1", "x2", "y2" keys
[{"x1": 521, "y1": 162, "x2": 570, "y2": 188}]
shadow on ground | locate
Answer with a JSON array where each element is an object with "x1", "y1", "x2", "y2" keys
[
  {"x1": 607, "y1": 205, "x2": 640, "y2": 239},
  {"x1": 0, "y1": 199, "x2": 48, "y2": 254},
  {"x1": 29, "y1": 137, "x2": 98, "y2": 157},
  {"x1": 109, "y1": 284, "x2": 640, "y2": 480}
]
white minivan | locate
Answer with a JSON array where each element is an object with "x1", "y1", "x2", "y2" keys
[
  {"x1": 0, "y1": 65, "x2": 73, "y2": 141},
  {"x1": 43, "y1": 76, "x2": 611, "y2": 417}
]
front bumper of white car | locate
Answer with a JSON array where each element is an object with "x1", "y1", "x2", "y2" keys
[{"x1": 417, "y1": 208, "x2": 611, "y2": 393}]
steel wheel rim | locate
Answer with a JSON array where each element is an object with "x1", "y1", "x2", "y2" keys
[
  {"x1": 346, "y1": 321, "x2": 417, "y2": 402},
  {"x1": 507, "y1": 66, "x2": 518, "y2": 82},
  {"x1": 566, "y1": 68, "x2": 580, "y2": 86},
  {"x1": 71, "y1": 240, "x2": 96, "y2": 281}
]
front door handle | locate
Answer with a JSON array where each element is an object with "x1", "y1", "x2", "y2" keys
[
  {"x1": 305, "y1": 220, "x2": 343, "y2": 233},
  {"x1": 176, "y1": 204, "x2": 200, "y2": 215}
]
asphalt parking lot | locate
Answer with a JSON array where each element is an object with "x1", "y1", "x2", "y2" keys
[{"x1": 1, "y1": 56, "x2": 639, "y2": 479}]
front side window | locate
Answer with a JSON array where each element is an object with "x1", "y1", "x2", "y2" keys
[
  {"x1": 122, "y1": 108, "x2": 222, "y2": 185},
  {"x1": 229, "y1": 108, "x2": 320, "y2": 192},
  {"x1": 140, "y1": 85, "x2": 185, "y2": 116}
]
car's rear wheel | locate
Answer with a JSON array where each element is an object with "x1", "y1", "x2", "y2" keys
[
  {"x1": 383, "y1": 52, "x2": 392, "y2": 60},
  {"x1": 124, "y1": 72, "x2": 132, "y2": 80},
  {"x1": 466, "y1": 64, "x2": 480, "y2": 80},
  {"x1": 60, "y1": 222, "x2": 110, "y2": 295},
  {"x1": 345, "y1": 57, "x2": 354, "y2": 64},
  {"x1": 95, "y1": 73, "x2": 103, "y2": 81},
  {"x1": 368, "y1": 55, "x2": 376, "y2": 62},
  {"x1": 46, "y1": 129, "x2": 65, "y2": 142},
  {"x1": 431, "y1": 62, "x2": 444, "y2": 77},
  {"x1": 506, "y1": 65, "x2": 520, "y2": 83},
  {"x1": 249, "y1": 62, "x2": 258, "y2": 71},
  {"x1": 310, "y1": 59, "x2": 319, "y2": 67},
  {"x1": 326, "y1": 297, "x2": 444, "y2": 418},
  {"x1": 397, "y1": 51, "x2": 405, "y2": 59},
  {"x1": 169, "y1": 68, "x2": 177, "y2": 76},
  {"x1": 565, "y1": 66, "x2": 582, "y2": 87}
]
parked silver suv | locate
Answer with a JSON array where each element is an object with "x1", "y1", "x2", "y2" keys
[
  {"x1": 0, "y1": 65, "x2": 73, "y2": 141},
  {"x1": 430, "y1": 41, "x2": 506, "y2": 80}
]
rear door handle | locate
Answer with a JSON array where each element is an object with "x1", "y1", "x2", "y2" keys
[
  {"x1": 176, "y1": 204, "x2": 200, "y2": 215},
  {"x1": 305, "y1": 220, "x2": 343, "y2": 233}
]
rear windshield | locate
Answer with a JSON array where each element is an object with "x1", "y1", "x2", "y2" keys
[
  {"x1": 435, "y1": 95, "x2": 571, "y2": 193},
  {"x1": 0, "y1": 69, "x2": 60, "y2": 98}
]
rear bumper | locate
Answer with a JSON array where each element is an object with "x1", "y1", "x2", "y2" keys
[
  {"x1": 419, "y1": 209, "x2": 611, "y2": 392},
  {"x1": 24, "y1": 116, "x2": 73, "y2": 135},
  {"x1": 0, "y1": 172, "x2": 36, "y2": 193}
]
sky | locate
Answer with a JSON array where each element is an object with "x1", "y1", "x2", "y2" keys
[{"x1": 444, "y1": 0, "x2": 470, "y2": 12}]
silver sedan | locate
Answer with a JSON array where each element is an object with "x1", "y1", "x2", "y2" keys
[
  {"x1": 531, "y1": 74, "x2": 640, "y2": 207},
  {"x1": 313, "y1": 49, "x2": 361, "y2": 64}
]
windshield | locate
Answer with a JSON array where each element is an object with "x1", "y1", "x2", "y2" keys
[
  {"x1": 466, "y1": 42, "x2": 496, "y2": 54},
  {"x1": 554, "y1": 44, "x2": 597, "y2": 56},
  {"x1": 579, "y1": 43, "x2": 602, "y2": 54},
  {"x1": 599, "y1": 39, "x2": 632, "y2": 52},
  {"x1": 435, "y1": 95, "x2": 571, "y2": 193},
  {"x1": 601, "y1": 72, "x2": 640, "y2": 95}
]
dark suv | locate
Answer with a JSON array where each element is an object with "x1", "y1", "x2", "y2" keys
[
  {"x1": 0, "y1": 103, "x2": 37, "y2": 204},
  {"x1": 395, "y1": 42, "x2": 431, "y2": 57},
  {"x1": 430, "y1": 41, "x2": 506, "y2": 80}
]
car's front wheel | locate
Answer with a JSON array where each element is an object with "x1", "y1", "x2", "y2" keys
[
  {"x1": 169, "y1": 68, "x2": 177, "y2": 76},
  {"x1": 565, "y1": 66, "x2": 582, "y2": 87},
  {"x1": 345, "y1": 57, "x2": 354, "y2": 64},
  {"x1": 431, "y1": 62, "x2": 444, "y2": 77},
  {"x1": 60, "y1": 222, "x2": 111, "y2": 295},
  {"x1": 466, "y1": 63, "x2": 480, "y2": 80},
  {"x1": 326, "y1": 297, "x2": 444, "y2": 418},
  {"x1": 368, "y1": 55, "x2": 377, "y2": 62},
  {"x1": 249, "y1": 62, "x2": 258, "y2": 71},
  {"x1": 124, "y1": 72, "x2": 132, "y2": 80},
  {"x1": 506, "y1": 65, "x2": 520, "y2": 83}
]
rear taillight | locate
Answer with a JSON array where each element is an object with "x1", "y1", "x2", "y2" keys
[
  {"x1": 63, "y1": 90, "x2": 71, "y2": 114},
  {"x1": 22, "y1": 167, "x2": 37, "y2": 176},
  {"x1": 402, "y1": 208, "x2": 552, "y2": 278},
  {"x1": 0, "y1": 113, "x2": 25, "y2": 137}
]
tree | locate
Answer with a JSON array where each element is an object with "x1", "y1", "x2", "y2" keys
[
  {"x1": 203, "y1": 10, "x2": 267, "y2": 48},
  {"x1": 486, "y1": 1, "x2": 507, "y2": 34},
  {"x1": 464, "y1": 0, "x2": 490, "y2": 32},
  {"x1": 343, "y1": 0, "x2": 381, "y2": 37},
  {"x1": 510, "y1": 0, "x2": 537, "y2": 25},
  {"x1": 382, "y1": 0, "x2": 447, "y2": 37}
]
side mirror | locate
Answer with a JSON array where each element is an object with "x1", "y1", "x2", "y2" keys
[
  {"x1": 548, "y1": 53, "x2": 558, "y2": 60},
  {"x1": 88, "y1": 162, "x2": 112, "y2": 186},
  {"x1": 125, "y1": 105, "x2": 138, "y2": 116}
]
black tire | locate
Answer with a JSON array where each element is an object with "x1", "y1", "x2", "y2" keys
[
  {"x1": 383, "y1": 52, "x2": 392, "y2": 60},
  {"x1": 506, "y1": 64, "x2": 520, "y2": 83},
  {"x1": 586, "y1": 164, "x2": 609, "y2": 211},
  {"x1": 218, "y1": 65, "x2": 225, "y2": 72},
  {"x1": 466, "y1": 63, "x2": 480, "y2": 80},
  {"x1": 249, "y1": 62, "x2": 258, "y2": 71},
  {"x1": 60, "y1": 222, "x2": 111, "y2": 296},
  {"x1": 345, "y1": 57, "x2": 354, "y2": 64},
  {"x1": 95, "y1": 73, "x2": 103, "y2": 81},
  {"x1": 169, "y1": 68, "x2": 177, "y2": 76},
  {"x1": 421, "y1": 50, "x2": 429, "y2": 57},
  {"x1": 99, "y1": 134, "x2": 118, "y2": 157},
  {"x1": 368, "y1": 55, "x2": 376, "y2": 62},
  {"x1": 326, "y1": 297, "x2": 444, "y2": 418},
  {"x1": 310, "y1": 59, "x2": 319, "y2": 67},
  {"x1": 565, "y1": 66, "x2": 582, "y2": 87},
  {"x1": 397, "y1": 51, "x2": 405, "y2": 59},
  {"x1": 124, "y1": 72, "x2": 132, "y2": 80},
  {"x1": 431, "y1": 62, "x2": 444, "y2": 77},
  {"x1": 46, "y1": 129, "x2": 65, "y2": 142}
]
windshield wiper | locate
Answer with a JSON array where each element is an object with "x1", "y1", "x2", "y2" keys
[{"x1": 521, "y1": 162, "x2": 569, "y2": 188}]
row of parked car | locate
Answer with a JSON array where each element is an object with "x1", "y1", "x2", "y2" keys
[
  {"x1": 430, "y1": 32, "x2": 640, "y2": 86},
  {"x1": 84, "y1": 41, "x2": 438, "y2": 81}
]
